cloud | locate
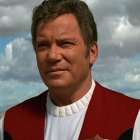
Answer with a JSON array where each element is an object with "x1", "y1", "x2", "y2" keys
[
  {"x1": 0, "y1": 5, "x2": 31, "y2": 36},
  {"x1": 87, "y1": 0, "x2": 140, "y2": 59},
  {"x1": 99, "y1": 25, "x2": 140, "y2": 60},
  {"x1": 0, "y1": 0, "x2": 42, "y2": 36},
  {"x1": 125, "y1": 0, "x2": 140, "y2": 26},
  {"x1": 0, "y1": 36, "x2": 41, "y2": 82},
  {"x1": 94, "y1": 55, "x2": 140, "y2": 98},
  {"x1": 0, "y1": 0, "x2": 42, "y2": 6}
]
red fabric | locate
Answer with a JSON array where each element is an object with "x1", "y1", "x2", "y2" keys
[
  {"x1": 79, "y1": 82, "x2": 140, "y2": 140},
  {"x1": 4, "y1": 92, "x2": 47, "y2": 140},
  {"x1": 4, "y1": 82, "x2": 140, "y2": 140}
]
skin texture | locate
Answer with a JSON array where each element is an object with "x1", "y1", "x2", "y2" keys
[{"x1": 35, "y1": 14, "x2": 98, "y2": 106}]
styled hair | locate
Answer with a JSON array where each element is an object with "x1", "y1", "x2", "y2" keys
[{"x1": 31, "y1": 0, "x2": 97, "y2": 54}]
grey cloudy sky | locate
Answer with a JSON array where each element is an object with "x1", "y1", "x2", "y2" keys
[{"x1": 0, "y1": 0, "x2": 140, "y2": 112}]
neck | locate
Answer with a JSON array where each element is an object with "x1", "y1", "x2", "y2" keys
[{"x1": 49, "y1": 77, "x2": 93, "y2": 106}]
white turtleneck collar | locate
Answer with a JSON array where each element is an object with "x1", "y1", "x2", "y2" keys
[{"x1": 47, "y1": 80, "x2": 95, "y2": 117}]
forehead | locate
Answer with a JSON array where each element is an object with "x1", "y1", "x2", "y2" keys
[{"x1": 36, "y1": 13, "x2": 81, "y2": 35}]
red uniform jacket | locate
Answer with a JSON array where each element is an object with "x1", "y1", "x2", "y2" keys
[{"x1": 4, "y1": 82, "x2": 140, "y2": 140}]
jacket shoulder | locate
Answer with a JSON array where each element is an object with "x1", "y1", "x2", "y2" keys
[
  {"x1": 4, "y1": 91, "x2": 47, "y2": 139},
  {"x1": 4, "y1": 90, "x2": 47, "y2": 125}
]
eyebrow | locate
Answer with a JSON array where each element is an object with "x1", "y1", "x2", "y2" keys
[
  {"x1": 56, "y1": 38, "x2": 77, "y2": 43},
  {"x1": 35, "y1": 39, "x2": 50, "y2": 46},
  {"x1": 36, "y1": 37, "x2": 77, "y2": 42}
]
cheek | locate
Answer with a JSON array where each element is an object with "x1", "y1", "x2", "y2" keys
[
  {"x1": 70, "y1": 55, "x2": 90, "y2": 74},
  {"x1": 67, "y1": 49, "x2": 88, "y2": 67},
  {"x1": 36, "y1": 54, "x2": 45, "y2": 70}
]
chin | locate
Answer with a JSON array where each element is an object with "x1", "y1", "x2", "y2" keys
[{"x1": 44, "y1": 79, "x2": 70, "y2": 89}]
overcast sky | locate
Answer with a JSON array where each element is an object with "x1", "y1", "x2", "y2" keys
[{"x1": 0, "y1": 0, "x2": 140, "y2": 112}]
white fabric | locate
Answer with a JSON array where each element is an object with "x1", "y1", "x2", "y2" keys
[
  {"x1": 0, "y1": 113, "x2": 5, "y2": 140},
  {"x1": 133, "y1": 110, "x2": 140, "y2": 140},
  {"x1": 45, "y1": 80, "x2": 95, "y2": 140}
]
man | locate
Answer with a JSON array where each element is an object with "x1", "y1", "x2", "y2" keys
[{"x1": 1, "y1": 0, "x2": 140, "y2": 140}]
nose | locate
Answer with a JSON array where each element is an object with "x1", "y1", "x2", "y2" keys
[{"x1": 47, "y1": 44, "x2": 61, "y2": 63}]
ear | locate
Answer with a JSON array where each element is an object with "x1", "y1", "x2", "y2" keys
[{"x1": 89, "y1": 41, "x2": 98, "y2": 65}]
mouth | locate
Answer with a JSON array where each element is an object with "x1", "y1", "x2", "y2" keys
[{"x1": 46, "y1": 67, "x2": 67, "y2": 74}]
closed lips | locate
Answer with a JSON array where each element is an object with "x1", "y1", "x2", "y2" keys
[{"x1": 46, "y1": 68, "x2": 67, "y2": 73}]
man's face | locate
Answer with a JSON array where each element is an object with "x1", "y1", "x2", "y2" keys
[{"x1": 35, "y1": 14, "x2": 97, "y2": 92}]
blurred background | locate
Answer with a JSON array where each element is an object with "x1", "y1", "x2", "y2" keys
[{"x1": 0, "y1": 0, "x2": 140, "y2": 113}]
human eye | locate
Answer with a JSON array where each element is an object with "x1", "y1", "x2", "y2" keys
[
  {"x1": 36, "y1": 41, "x2": 50, "y2": 50},
  {"x1": 37, "y1": 43, "x2": 47, "y2": 48},
  {"x1": 59, "y1": 40, "x2": 75, "y2": 48}
]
